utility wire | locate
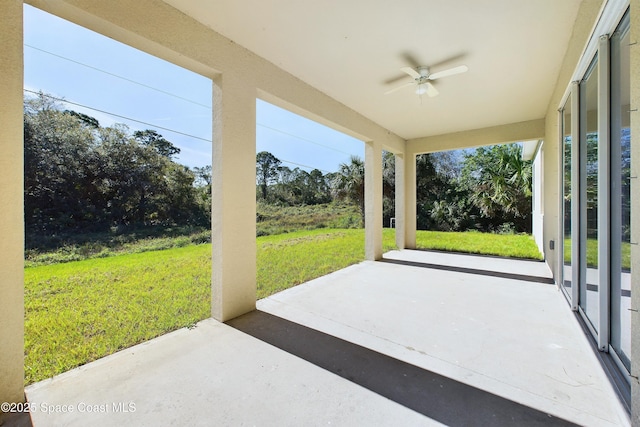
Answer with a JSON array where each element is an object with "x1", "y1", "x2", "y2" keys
[
  {"x1": 26, "y1": 45, "x2": 355, "y2": 158},
  {"x1": 25, "y1": 44, "x2": 212, "y2": 109},
  {"x1": 280, "y1": 160, "x2": 331, "y2": 174},
  {"x1": 257, "y1": 122, "x2": 353, "y2": 156},
  {"x1": 24, "y1": 89, "x2": 212, "y2": 143},
  {"x1": 24, "y1": 89, "x2": 338, "y2": 173},
  {"x1": 26, "y1": 45, "x2": 356, "y2": 162}
]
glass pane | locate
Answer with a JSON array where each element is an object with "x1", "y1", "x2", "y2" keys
[
  {"x1": 562, "y1": 96, "x2": 572, "y2": 298},
  {"x1": 580, "y1": 57, "x2": 599, "y2": 332},
  {"x1": 611, "y1": 15, "x2": 631, "y2": 371}
]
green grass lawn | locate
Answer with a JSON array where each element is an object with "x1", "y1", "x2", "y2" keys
[
  {"x1": 24, "y1": 228, "x2": 541, "y2": 385},
  {"x1": 415, "y1": 230, "x2": 542, "y2": 260},
  {"x1": 256, "y1": 202, "x2": 362, "y2": 236},
  {"x1": 24, "y1": 245, "x2": 211, "y2": 385},
  {"x1": 564, "y1": 238, "x2": 631, "y2": 270},
  {"x1": 24, "y1": 225, "x2": 211, "y2": 267}
]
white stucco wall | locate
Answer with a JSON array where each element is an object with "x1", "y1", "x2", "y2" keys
[
  {"x1": 407, "y1": 119, "x2": 545, "y2": 155},
  {"x1": 541, "y1": 0, "x2": 605, "y2": 284},
  {"x1": 0, "y1": 0, "x2": 25, "y2": 407}
]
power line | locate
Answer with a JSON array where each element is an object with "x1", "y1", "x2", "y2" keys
[
  {"x1": 24, "y1": 42, "x2": 365, "y2": 171},
  {"x1": 24, "y1": 89, "x2": 212, "y2": 143},
  {"x1": 24, "y1": 91, "x2": 345, "y2": 173},
  {"x1": 257, "y1": 122, "x2": 353, "y2": 156},
  {"x1": 280, "y1": 160, "x2": 332, "y2": 174},
  {"x1": 25, "y1": 44, "x2": 212, "y2": 109},
  {"x1": 25, "y1": 45, "x2": 356, "y2": 162}
]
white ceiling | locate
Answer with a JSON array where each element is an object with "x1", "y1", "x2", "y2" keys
[{"x1": 164, "y1": 0, "x2": 582, "y2": 140}]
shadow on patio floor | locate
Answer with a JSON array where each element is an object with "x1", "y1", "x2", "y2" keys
[{"x1": 228, "y1": 310, "x2": 577, "y2": 426}]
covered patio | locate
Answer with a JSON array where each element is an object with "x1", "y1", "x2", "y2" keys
[
  {"x1": 2, "y1": 0, "x2": 640, "y2": 425},
  {"x1": 23, "y1": 251, "x2": 628, "y2": 426}
]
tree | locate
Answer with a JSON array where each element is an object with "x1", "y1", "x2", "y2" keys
[
  {"x1": 381, "y1": 151, "x2": 397, "y2": 227},
  {"x1": 134, "y1": 129, "x2": 180, "y2": 159},
  {"x1": 97, "y1": 126, "x2": 200, "y2": 226},
  {"x1": 330, "y1": 153, "x2": 397, "y2": 227},
  {"x1": 192, "y1": 165, "x2": 212, "y2": 227},
  {"x1": 23, "y1": 92, "x2": 210, "y2": 235},
  {"x1": 380, "y1": 150, "x2": 477, "y2": 232},
  {"x1": 64, "y1": 110, "x2": 100, "y2": 128},
  {"x1": 308, "y1": 168, "x2": 331, "y2": 204},
  {"x1": 282, "y1": 167, "x2": 310, "y2": 205},
  {"x1": 160, "y1": 163, "x2": 199, "y2": 224},
  {"x1": 193, "y1": 165, "x2": 212, "y2": 187},
  {"x1": 24, "y1": 94, "x2": 100, "y2": 231},
  {"x1": 97, "y1": 124, "x2": 162, "y2": 225},
  {"x1": 331, "y1": 156, "x2": 365, "y2": 223},
  {"x1": 457, "y1": 143, "x2": 532, "y2": 232},
  {"x1": 415, "y1": 153, "x2": 462, "y2": 231},
  {"x1": 256, "y1": 151, "x2": 282, "y2": 200},
  {"x1": 431, "y1": 150, "x2": 464, "y2": 179}
]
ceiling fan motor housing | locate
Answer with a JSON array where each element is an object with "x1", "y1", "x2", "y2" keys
[{"x1": 417, "y1": 67, "x2": 430, "y2": 79}]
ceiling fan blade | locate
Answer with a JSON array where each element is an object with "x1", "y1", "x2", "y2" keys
[
  {"x1": 425, "y1": 82, "x2": 439, "y2": 97},
  {"x1": 401, "y1": 52, "x2": 422, "y2": 69},
  {"x1": 384, "y1": 81, "x2": 415, "y2": 95},
  {"x1": 400, "y1": 66, "x2": 421, "y2": 79},
  {"x1": 428, "y1": 53, "x2": 467, "y2": 70},
  {"x1": 384, "y1": 74, "x2": 410, "y2": 85},
  {"x1": 429, "y1": 65, "x2": 468, "y2": 80}
]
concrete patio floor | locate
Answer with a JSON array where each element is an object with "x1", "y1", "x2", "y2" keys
[{"x1": 22, "y1": 250, "x2": 630, "y2": 426}]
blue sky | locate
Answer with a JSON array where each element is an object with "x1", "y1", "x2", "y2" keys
[{"x1": 23, "y1": 4, "x2": 364, "y2": 172}]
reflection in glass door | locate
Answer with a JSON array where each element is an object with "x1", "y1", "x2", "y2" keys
[
  {"x1": 610, "y1": 13, "x2": 631, "y2": 372},
  {"x1": 579, "y1": 56, "x2": 599, "y2": 334},
  {"x1": 559, "y1": 5, "x2": 631, "y2": 389},
  {"x1": 561, "y1": 96, "x2": 573, "y2": 301}
]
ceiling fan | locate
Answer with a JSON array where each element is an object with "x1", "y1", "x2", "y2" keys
[{"x1": 385, "y1": 64, "x2": 468, "y2": 97}]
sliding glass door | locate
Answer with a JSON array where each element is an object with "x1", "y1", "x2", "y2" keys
[
  {"x1": 579, "y1": 56, "x2": 600, "y2": 334},
  {"x1": 560, "y1": 10, "x2": 630, "y2": 376},
  {"x1": 561, "y1": 96, "x2": 573, "y2": 301},
  {"x1": 610, "y1": 12, "x2": 631, "y2": 372}
]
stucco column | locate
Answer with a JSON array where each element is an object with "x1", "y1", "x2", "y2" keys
[
  {"x1": 0, "y1": 0, "x2": 25, "y2": 407},
  {"x1": 211, "y1": 73, "x2": 257, "y2": 322},
  {"x1": 394, "y1": 153, "x2": 406, "y2": 249},
  {"x1": 364, "y1": 141, "x2": 383, "y2": 260},
  {"x1": 629, "y1": 0, "x2": 640, "y2": 423},
  {"x1": 404, "y1": 152, "x2": 417, "y2": 249}
]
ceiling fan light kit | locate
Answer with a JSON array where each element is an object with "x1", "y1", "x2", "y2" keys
[{"x1": 416, "y1": 83, "x2": 429, "y2": 95}]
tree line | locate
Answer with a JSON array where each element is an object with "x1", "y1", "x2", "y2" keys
[
  {"x1": 412, "y1": 145, "x2": 532, "y2": 233},
  {"x1": 24, "y1": 91, "x2": 532, "y2": 243},
  {"x1": 257, "y1": 145, "x2": 533, "y2": 233},
  {"x1": 24, "y1": 93, "x2": 211, "y2": 236}
]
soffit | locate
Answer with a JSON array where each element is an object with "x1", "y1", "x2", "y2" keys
[{"x1": 164, "y1": 0, "x2": 582, "y2": 140}]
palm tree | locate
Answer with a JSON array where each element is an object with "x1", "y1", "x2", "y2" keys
[
  {"x1": 331, "y1": 156, "x2": 365, "y2": 223},
  {"x1": 460, "y1": 143, "x2": 532, "y2": 232}
]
